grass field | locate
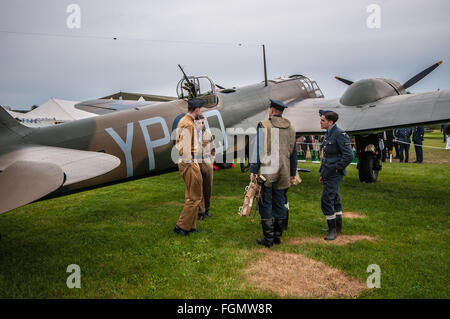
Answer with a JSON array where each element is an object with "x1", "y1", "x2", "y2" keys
[{"x1": 0, "y1": 131, "x2": 449, "y2": 298}]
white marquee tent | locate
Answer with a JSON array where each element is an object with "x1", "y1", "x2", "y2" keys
[{"x1": 6, "y1": 98, "x2": 96, "y2": 127}]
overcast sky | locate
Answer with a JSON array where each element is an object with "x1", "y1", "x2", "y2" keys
[{"x1": 0, "y1": 0, "x2": 449, "y2": 110}]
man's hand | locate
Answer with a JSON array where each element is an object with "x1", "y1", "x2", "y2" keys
[
  {"x1": 250, "y1": 173, "x2": 256, "y2": 181},
  {"x1": 290, "y1": 176, "x2": 296, "y2": 184},
  {"x1": 319, "y1": 176, "x2": 323, "y2": 184}
]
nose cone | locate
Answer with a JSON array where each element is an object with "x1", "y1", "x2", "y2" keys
[{"x1": 340, "y1": 78, "x2": 398, "y2": 106}]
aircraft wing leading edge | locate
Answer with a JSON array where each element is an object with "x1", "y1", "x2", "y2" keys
[{"x1": 284, "y1": 90, "x2": 450, "y2": 134}]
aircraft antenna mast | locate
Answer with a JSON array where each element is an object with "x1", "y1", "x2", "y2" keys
[{"x1": 262, "y1": 44, "x2": 268, "y2": 87}]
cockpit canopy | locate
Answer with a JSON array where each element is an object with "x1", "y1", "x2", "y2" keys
[{"x1": 176, "y1": 76, "x2": 218, "y2": 108}]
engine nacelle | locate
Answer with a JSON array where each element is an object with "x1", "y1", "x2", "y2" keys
[{"x1": 340, "y1": 78, "x2": 405, "y2": 106}]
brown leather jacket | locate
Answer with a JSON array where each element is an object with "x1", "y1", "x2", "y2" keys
[{"x1": 176, "y1": 114, "x2": 198, "y2": 163}]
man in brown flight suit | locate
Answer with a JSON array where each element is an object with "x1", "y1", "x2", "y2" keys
[
  {"x1": 174, "y1": 98, "x2": 205, "y2": 236},
  {"x1": 196, "y1": 115, "x2": 216, "y2": 221}
]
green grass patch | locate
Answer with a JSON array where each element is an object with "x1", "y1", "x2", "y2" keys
[{"x1": 0, "y1": 132, "x2": 449, "y2": 298}]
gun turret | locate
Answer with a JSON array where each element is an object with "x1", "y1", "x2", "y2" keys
[{"x1": 178, "y1": 64, "x2": 197, "y2": 98}]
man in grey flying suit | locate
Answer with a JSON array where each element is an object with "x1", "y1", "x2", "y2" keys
[
  {"x1": 393, "y1": 127, "x2": 413, "y2": 163},
  {"x1": 412, "y1": 126, "x2": 425, "y2": 163},
  {"x1": 319, "y1": 110, "x2": 353, "y2": 240},
  {"x1": 250, "y1": 99, "x2": 297, "y2": 247}
]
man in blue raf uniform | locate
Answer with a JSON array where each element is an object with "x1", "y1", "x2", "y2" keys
[
  {"x1": 319, "y1": 110, "x2": 353, "y2": 240},
  {"x1": 393, "y1": 127, "x2": 412, "y2": 163},
  {"x1": 250, "y1": 99, "x2": 297, "y2": 247},
  {"x1": 412, "y1": 126, "x2": 425, "y2": 163}
]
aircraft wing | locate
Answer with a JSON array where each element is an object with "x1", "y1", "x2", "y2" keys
[
  {"x1": 0, "y1": 144, "x2": 120, "y2": 214},
  {"x1": 75, "y1": 99, "x2": 156, "y2": 115},
  {"x1": 284, "y1": 90, "x2": 450, "y2": 134}
]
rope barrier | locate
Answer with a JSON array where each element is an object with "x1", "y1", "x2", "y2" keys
[
  {"x1": 296, "y1": 141, "x2": 448, "y2": 150},
  {"x1": 396, "y1": 140, "x2": 448, "y2": 150}
]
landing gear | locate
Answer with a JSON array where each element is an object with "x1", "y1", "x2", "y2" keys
[
  {"x1": 359, "y1": 151, "x2": 379, "y2": 182},
  {"x1": 355, "y1": 134, "x2": 384, "y2": 183}
]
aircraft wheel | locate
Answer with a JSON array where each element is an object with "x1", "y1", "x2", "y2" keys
[{"x1": 359, "y1": 151, "x2": 379, "y2": 183}]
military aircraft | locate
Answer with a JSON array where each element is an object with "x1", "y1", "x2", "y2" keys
[{"x1": 1, "y1": 61, "x2": 449, "y2": 215}]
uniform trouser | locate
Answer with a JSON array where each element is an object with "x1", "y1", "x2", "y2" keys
[
  {"x1": 393, "y1": 141, "x2": 400, "y2": 157},
  {"x1": 399, "y1": 143, "x2": 410, "y2": 162},
  {"x1": 414, "y1": 141, "x2": 423, "y2": 162},
  {"x1": 199, "y1": 162, "x2": 213, "y2": 213},
  {"x1": 176, "y1": 161, "x2": 203, "y2": 231},
  {"x1": 259, "y1": 185, "x2": 289, "y2": 220},
  {"x1": 321, "y1": 173, "x2": 343, "y2": 217}
]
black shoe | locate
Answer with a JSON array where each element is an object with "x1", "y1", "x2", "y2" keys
[
  {"x1": 198, "y1": 213, "x2": 205, "y2": 221},
  {"x1": 174, "y1": 225, "x2": 190, "y2": 236},
  {"x1": 324, "y1": 219, "x2": 337, "y2": 241},
  {"x1": 189, "y1": 228, "x2": 203, "y2": 233},
  {"x1": 336, "y1": 214, "x2": 342, "y2": 234},
  {"x1": 256, "y1": 238, "x2": 273, "y2": 247},
  {"x1": 273, "y1": 219, "x2": 287, "y2": 244},
  {"x1": 205, "y1": 210, "x2": 212, "y2": 217},
  {"x1": 257, "y1": 219, "x2": 274, "y2": 247}
]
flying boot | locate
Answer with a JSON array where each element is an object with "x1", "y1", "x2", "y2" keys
[
  {"x1": 335, "y1": 213, "x2": 343, "y2": 234},
  {"x1": 257, "y1": 219, "x2": 274, "y2": 247},
  {"x1": 324, "y1": 218, "x2": 337, "y2": 241},
  {"x1": 273, "y1": 219, "x2": 287, "y2": 244}
]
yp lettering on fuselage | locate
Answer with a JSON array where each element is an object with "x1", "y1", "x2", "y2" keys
[{"x1": 105, "y1": 111, "x2": 226, "y2": 177}]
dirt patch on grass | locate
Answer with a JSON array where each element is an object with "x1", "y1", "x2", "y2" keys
[
  {"x1": 286, "y1": 235, "x2": 376, "y2": 246},
  {"x1": 245, "y1": 249, "x2": 367, "y2": 298},
  {"x1": 423, "y1": 158, "x2": 450, "y2": 164},
  {"x1": 343, "y1": 211, "x2": 366, "y2": 219}
]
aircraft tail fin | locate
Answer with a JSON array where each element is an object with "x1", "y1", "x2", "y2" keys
[{"x1": 0, "y1": 106, "x2": 32, "y2": 141}]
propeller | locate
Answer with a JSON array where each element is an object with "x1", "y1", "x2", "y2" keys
[
  {"x1": 335, "y1": 76, "x2": 354, "y2": 86},
  {"x1": 402, "y1": 60, "x2": 442, "y2": 89},
  {"x1": 334, "y1": 60, "x2": 443, "y2": 89}
]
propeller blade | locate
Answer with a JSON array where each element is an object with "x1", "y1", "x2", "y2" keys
[
  {"x1": 335, "y1": 76, "x2": 354, "y2": 86},
  {"x1": 402, "y1": 60, "x2": 443, "y2": 89}
]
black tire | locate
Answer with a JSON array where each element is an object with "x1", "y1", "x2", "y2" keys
[{"x1": 359, "y1": 151, "x2": 379, "y2": 183}]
